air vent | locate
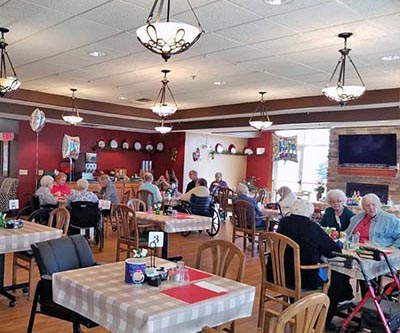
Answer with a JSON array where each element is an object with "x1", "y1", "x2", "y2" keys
[{"x1": 136, "y1": 98, "x2": 152, "y2": 103}]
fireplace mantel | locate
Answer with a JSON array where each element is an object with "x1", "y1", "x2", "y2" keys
[{"x1": 337, "y1": 167, "x2": 397, "y2": 178}]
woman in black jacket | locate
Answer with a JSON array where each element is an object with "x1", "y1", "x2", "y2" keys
[{"x1": 276, "y1": 199, "x2": 353, "y2": 331}]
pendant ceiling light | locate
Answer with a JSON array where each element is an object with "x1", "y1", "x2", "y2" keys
[
  {"x1": 62, "y1": 88, "x2": 83, "y2": 125},
  {"x1": 155, "y1": 117, "x2": 172, "y2": 134},
  {"x1": 136, "y1": 0, "x2": 204, "y2": 62},
  {"x1": 322, "y1": 32, "x2": 366, "y2": 106},
  {"x1": 0, "y1": 27, "x2": 21, "y2": 97},
  {"x1": 249, "y1": 92, "x2": 273, "y2": 131},
  {"x1": 151, "y1": 69, "x2": 177, "y2": 117}
]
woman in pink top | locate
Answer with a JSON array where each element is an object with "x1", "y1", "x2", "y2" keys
[{"x1": 51, "y1": 172, "x2": 71, "y2": 198}]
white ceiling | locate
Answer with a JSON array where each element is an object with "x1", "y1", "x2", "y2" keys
[{"x1": 1, "y1": 0, "x2": 400, "y2": 111}]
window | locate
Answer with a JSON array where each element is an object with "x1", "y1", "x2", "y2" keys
[{"x1": 272, "y1": 129, "x2": 329, "y2": 202}]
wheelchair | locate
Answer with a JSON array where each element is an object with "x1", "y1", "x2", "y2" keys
[{"x1": 180, "y1": 194, "x2": 221, "y2": 237}]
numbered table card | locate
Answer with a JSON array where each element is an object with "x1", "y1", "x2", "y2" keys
[
  {"x1": 9, "y1": 199, "x2": 19, "y2": 210},
  {"x1": 148, "y1": 231, "x2": 164, "y2": 248}
]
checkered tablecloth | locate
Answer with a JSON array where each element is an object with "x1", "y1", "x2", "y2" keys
[
  {"x1": 0, "y1": 221, "x2": 63, "y2": 254},
  {"x1": 329, "y1": 248, "x2": 400, "y2": 280},
  {"x1": 53, "y1": 258, "x2": 255, "y2": 333},
  {"x1": 135, "y1": 212, "x2": 212, "y2": 233}
]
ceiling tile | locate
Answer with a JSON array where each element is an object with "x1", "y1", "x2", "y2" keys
[
  {"x1": 22, "y1": 0, "x2": 111, "y2": 16},
  {"x1": 342, "y1": 0, "x2": 400, "y2": 19},
  {"x1": 175, "y1": 0, "x2": 263, "y2": 33},
  {"x1": 79, "y1": 0, "x2": 149, "y2": 31},
  {"x1": 206, "y1": 45, "x2": 271, "y2": 63}
]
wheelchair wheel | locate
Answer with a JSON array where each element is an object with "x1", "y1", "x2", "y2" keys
[{"x1": 206, "y1": 207, "x2": 220, "y2": 237}]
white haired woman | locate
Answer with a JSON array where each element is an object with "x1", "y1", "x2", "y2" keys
[
  {"x1": 277, "y1": 186, "x2": 296, "y2": 215},
  {"x1": 276, "y1": 199, "x2": 353, "y2": 331},
  {"x1": 320, "y1": 189, "x2": 354, "y2": 231},
  {"x1": 346, "y1": 193, "x2": 400, "y2": 247},
  {"x1": 67, "y1": 178, "x2": 98, "y2": 208},
  {"x1": 35, "y1": 175, "x2": 58, "y2": 207}
]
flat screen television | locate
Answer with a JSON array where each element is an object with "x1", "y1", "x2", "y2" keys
[{"x1": 338, "y1": 134, "x2": 397, "y2": 167}]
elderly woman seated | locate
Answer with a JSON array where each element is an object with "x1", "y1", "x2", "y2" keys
[
  {"x1": 346, "y1": 193, "x2": 400, "y2": 247},
  {"x1": 275, "y1": 199, "x2": 353, "y2": 331},
  {"x1": 67, "y1": 178, "x2": 98, "y2": 208},
  {"x1": 320, "y1": 189, "x2": 354, "y2": 232},
  {"x1": 35, "y1": 175, "x2": 58, "y2": 207},
  {"x1": 277, "y1": 186, "x2": 297, "y2": 216}
]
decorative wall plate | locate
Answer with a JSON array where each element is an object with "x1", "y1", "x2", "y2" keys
[
  {"x1": 109, "y1": 139, "x2": 119, "y2": 149},
  {"x1": 121, "y1": 140, "x2": 130, "y2": 150},
  {"x1": 97, "y1": 138, "x2": 106, "y2": 149},
  {"x1": 145, "y1": 143, "x2": 154, "y2": 152},
  {"x1": 215, "y1": 143, "x2": 223, "y2": 153},
  {"x1": 156, "y1": 141, "x2": 165, "y2": 152},
  {"x1": 243, "y1": 147, "x2": 254, "y2": 155},
  {"x1": 228, "y1": 144, "x2": 236, "y2": 154},
  {"x1": 133, "y1": 140, "x2": 142, "y2": 151}
]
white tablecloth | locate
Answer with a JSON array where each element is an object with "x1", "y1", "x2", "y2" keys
[
  {"x1": 53, "y1": 258, "x2": 255, "y2": 333},
  {"x1": 0, "y1": 221, "x2": 63, "y2": 254},
  {"x1": 135, "y1": 212, "x2": 211, "y2": 233},
  {"x1": 329, "y1": 248, "x2": 400, "y2": 280}
]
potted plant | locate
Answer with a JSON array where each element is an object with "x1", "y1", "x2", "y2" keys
[{"x1": 314, "y1": 180, "x2": 326, "y2": 201}]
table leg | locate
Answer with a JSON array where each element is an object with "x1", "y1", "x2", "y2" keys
[
  {"x1": 0, "y1": 253, "x2": 16, "y2": 307},
  {"x1": 162, "y1": 232, "x2": 168, "y2": 259}
]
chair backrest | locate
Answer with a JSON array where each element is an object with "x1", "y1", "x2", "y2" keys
[
  {"x1": 31, "y1": 194, "x2": 41, "y2": 211},
  {"x1": 260, "y1": 232, "x2": 302, "y2": 299},
  {"x1": 69, "y1": 201, "x2": 100, "y2": 228},
  {"x1": 31, "y1": 235, "x2": 95, "y2": 276},
  {"x1": 254, "y1": 187, "x2": 268, "y2": 204},
  {"x1": 48, "y1": 207, "x2": 70, "y2": 236},
  {"x1": 127, "y1": 198, "x2": 146, "y2": 212},
  {"x1": 122, "y1": 190, "x2": 131, "y2": 204},
  {"x1": 137, "y1": 190, "x2": 154, "y2": 210},
  {"x1": 272, "y1": 293, "x2": 330, "y2": 333},
  {"x1": 232, "y1": 200, "x2": 255, "y2": 231},
  {"x1": 190, "y1": 194, "x2": 211, "y2": 216},
  {"x1": 217, "y1": 188, "x2": 234, "y2": 209},
  {"x1": 0, "y1": 177, "x2": 19, "y2": 195},
  {"x1": 196, "y1": 239, "x2": 245, "y2": 282},
  {"x1": 114, "y1": 204, "x2": 139, "y2": 246}
]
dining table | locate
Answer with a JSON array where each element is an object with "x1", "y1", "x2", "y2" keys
[
  {"x1": 0, "y1": 221, "x2": 63, "y2": 306},
  {"x1": 52, "y1": 257, "x2": 255, "y2": 333},
  {"x1": 135, "y1": 211, "x2": 211, "y2": 259}
]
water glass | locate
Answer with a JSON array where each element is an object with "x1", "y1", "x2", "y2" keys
[
  {"x1": 179, "y1": 268, "x2": 190, "y2": 287},
  {"x1": 351, "y1": 233, "x2": 360, "y2": 247}
]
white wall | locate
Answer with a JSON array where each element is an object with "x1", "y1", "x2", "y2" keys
[{"x1": 183, "y1": 132, "x2": 248, "y2": 191}]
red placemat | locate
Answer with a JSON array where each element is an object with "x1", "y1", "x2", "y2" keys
[
  {"x1": 161, "y1": 284, "x2": 227, "y2": 304},
  {"x1": 187, "y1": 267, "x2": 212, "y2": 281},
  {"x1": 176, "y1": 212, "x2": 194, "y2": 219}
]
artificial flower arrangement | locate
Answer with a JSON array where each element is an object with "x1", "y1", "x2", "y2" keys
[{"x1": 132, "y1": 248, "x2": 148, "y2": 258}]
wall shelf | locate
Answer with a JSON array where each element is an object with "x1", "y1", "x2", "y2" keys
[
  {"x1": 211, "y1": 150, "x2": 264, "y2": 157},
  {"x1": 337, "y1": 167, "x2": 397, "y2": 177}
]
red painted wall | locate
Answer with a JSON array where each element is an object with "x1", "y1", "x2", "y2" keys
[
  {"x1": 246, "y1": 131, "x2": 273, "y2": 190},
  {"x1": 17, "y1": 121, "x2": 185, "y2": 204}
]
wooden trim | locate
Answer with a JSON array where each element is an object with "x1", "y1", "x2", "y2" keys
[{"x1": 337, "y1": 167, "x2": 397, "y2": 177}]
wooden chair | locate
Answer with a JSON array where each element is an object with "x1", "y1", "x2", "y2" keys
[
  {"x1": 264, "y1": 293, "x2": 330, "y2": 333},
  {"x1": 254, "y1": 187, "x2": 268, "y2": 205},
  {"x1": 12, "y1": 207, "x2": 70, "y2": 298},
  {"x1": 137, "y1": 190, "x2": 154, "y2": 211},
  {"x1": 196, "y1": 239, "x2": 245, "y2": 332},
  {"x1": 122, "y1": 190, "x2": 131, "y2": 204},
  {"x1": 232, "y1": 200, "x2": 266, "y2": 256},
  {"x1": 114, "y1": 205, "x2": 151, "y2": 261},
  {"x1": 258, "y1": 232, "x2": 331, "y2": 329},
  {"x1": 217, "y1": 187, "x2": 234, "y2": 221},
  {"x1": 127, "y1": 198, "x2": 147, "y2": 211}
]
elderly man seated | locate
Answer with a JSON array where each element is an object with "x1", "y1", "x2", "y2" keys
[
  {"x1": 180, "y1": 178, "x2": 209, "y2": 203},
  {"x1": 67, "y1": 178, "x2": 98, "y2": 208}
]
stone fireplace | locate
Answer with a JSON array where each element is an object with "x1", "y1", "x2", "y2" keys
[
  {"x1": 346, "y1": 182, "x2": 389, "y2": 203},
  {"x1": 327, "y1": 126, "x2": 400, "y2": 202}
]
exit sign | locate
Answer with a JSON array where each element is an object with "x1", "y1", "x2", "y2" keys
[{"x1": 0, "y1": 132, "x2": 14, "y2": 141}]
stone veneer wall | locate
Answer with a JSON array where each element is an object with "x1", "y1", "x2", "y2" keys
[{"x1": 327, "y1": 126, "x2": 400, "y2": 202}]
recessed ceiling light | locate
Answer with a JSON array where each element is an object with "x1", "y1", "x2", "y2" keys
[
  {"x1": 118, "y1": 96, "x2": 128, "y2": 100},
  {"x1": 380, "y1": 55, "x2": 400, "y2": 61},
  {"x1": 213, "y1": 81, "x2": 226, "y2": 86},
  {"x1": 88, "y1": 51, "x2": 107, "y2": 57},
  {"x1": 264, "y1": 0, "x2": 294, "y2": 5}
]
